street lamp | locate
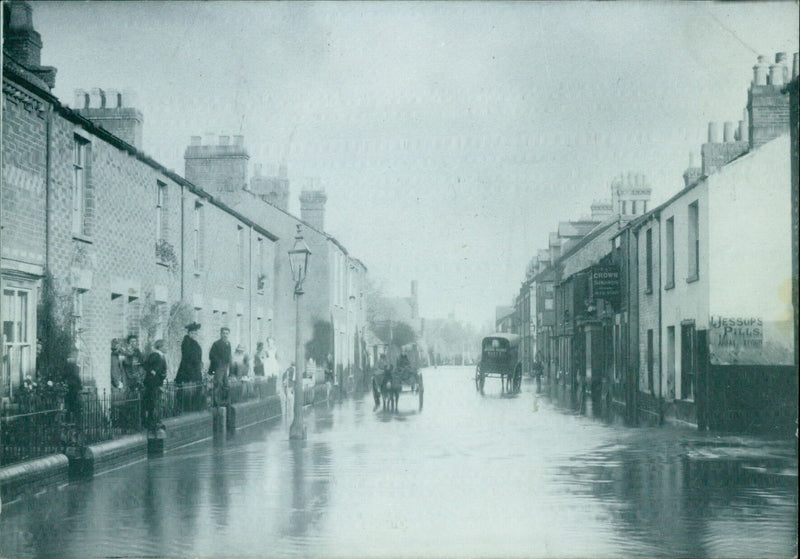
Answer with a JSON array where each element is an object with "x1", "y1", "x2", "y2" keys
[{"x1": 288, "y1": 224, "x2": 311, "y2": 440}]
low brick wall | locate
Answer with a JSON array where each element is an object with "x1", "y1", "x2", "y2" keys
[
  {"x1": 162, "y1": 410, "x2": 214, "y2": 452},
  {"x1": 0, "y1": 453, "x2": 70, "y2": 504},
  {"x1": 67, "y1": 434, "x2": 148, "y2": 478},
  {"x1": 227, "y1": 396, "x2": 282, "y2": 431}
]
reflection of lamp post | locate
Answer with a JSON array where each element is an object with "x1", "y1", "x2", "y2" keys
[{"x1": 288, "y1": 225, "x2": 311, "y2": 440}]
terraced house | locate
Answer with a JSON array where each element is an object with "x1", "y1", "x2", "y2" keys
[{"x1": 1, "y1": 1, "x2": 368, "y2": 399}]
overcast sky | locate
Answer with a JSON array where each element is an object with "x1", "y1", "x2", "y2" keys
[{"x1": 33, "y1": 1, "x2": 798, "y2": 330}]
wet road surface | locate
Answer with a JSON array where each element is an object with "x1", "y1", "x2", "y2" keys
[{"x1": 0, "y1": 366, "x2": 796, "y2": 558}]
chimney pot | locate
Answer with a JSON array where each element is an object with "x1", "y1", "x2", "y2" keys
[
  {"x1": 707, "y1": 121, "x2": 720, "y2": 143},
  {"x1": 88, "y1": 88, "x2": 104, "y2": 109},
  {"x1": 120, "y1": 89, "x2": 137, "y2": 108},
  {"x1": 190, "y1": 136, "x2": 201, "y2": 146},
  {"x1": 769, "y1": 64, "x2": 784, "y2": 86},
  {"x1": 753, "y1": 56, "x2": 769, "y2": 86},
  {"x1": 219, "y1": 135, "x2": 230, "y2": 146},
  {"x1": 73, "y1": 89, "x2": 88, "y2": 109},
  {"x1": 723, "y1": 121, "x2": 735, "y2": 143},
  {"x1": 738, "y1": 119, "x2": 746, "y2": 141},
  {"x1": 105, "y1": 89, "x2": 121, "y2": 109}
]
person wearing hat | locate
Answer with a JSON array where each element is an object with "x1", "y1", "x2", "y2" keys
[
  {"x1": 209, "y1": 327, "x2": 232, "y2": 406},
  {"x1": 176, "y1": 322, "x2": 203, "y2": 409}
]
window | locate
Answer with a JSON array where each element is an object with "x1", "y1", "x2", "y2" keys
[
  {"x1": 193, "y1": 202, "x2": 203, "y2": 273},
  {"x1": 666, "y1": 326, "x2": 676, "y2": 400},
  {"x1": 680, "y1": 323, "x2": 696, "y2": 400},
  {"x1": 2, "y1": 288, "x2": 32, "y2": 396},
  {"x1": 544, "y1": 298, "x2": 553, "y2": 311},
  {"x1": 687, "y1": 201, "x2": 699, "y2": 281},
  {"x1": 621, "y1": 200, "x2": 627, "y2": 215},
  {"x1": 110, "y1": 293, "x2": 140, "y2": 339},
  {"x1": 156, "y1": 182, "x2": 167, "y2": 242},
  {"x1": 631, "y1": 200, "x2": 637, "y2": 215},
  {"x1": 645, "y1": 228, "x2": 653, "y2": 293},
  {"x1": 646, "y1": 329, "x2": 654, "y2": 392},
  {"x1": 72, "y1": 135, "x2": 90, "y2": 236},
  {"x1": 665, "y1": 217, "x2": 675, "y2": 288},
  {"x1": 237, "y1": 226, "x2": 245, "y2": 287},
  {"x1": 643, "y1": 200, "x2": 648, "y2": 213},
  {"x1": 257, "y1": 237, "x2": 265, "y2": 292}
]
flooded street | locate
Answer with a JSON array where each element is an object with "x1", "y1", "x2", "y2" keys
[{"x1": 1, "y1": 366, "x2": 797, "y2": 558}]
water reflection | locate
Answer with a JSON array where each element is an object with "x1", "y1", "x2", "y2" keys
[
  {"x1": 560, "y1": 430, "x2": 798, "y2": 557},
  {"x1": 210, "y1": 445, "x2": 230, "y2": 528},
  {"x1": 0, "y1": 367, "x2": 795, "y2": 558}
]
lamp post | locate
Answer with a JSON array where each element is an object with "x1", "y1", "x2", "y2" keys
[{"x1": 288, "y1": 225, "x2": 311, "y2": 440}]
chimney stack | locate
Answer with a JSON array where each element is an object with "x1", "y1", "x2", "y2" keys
[
  {"x1": 702, "y1": 119, "x2": 748, "y2": 175},
  {"x1": 184, "y1": 134, "x2": 250, "y2": 193},
  {"x1": 683, "y1": 152, "x2": 702, "y2": 187},
  {"x1": 74, "y1": 87, "x2": 144, "y2": 150},
  {"x1": 299, "y1": 188, "x2": 328, "y2": 231},
  {"x1": 3, "y1": 2, "x2": 57, "y2": 88},
  {"x1": 747, "y1": 52, "x2": 794, "y2": 149}
]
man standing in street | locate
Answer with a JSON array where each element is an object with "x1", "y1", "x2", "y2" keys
[
  {"x1": 208, "y1": 327, "x2": 232, "y2": 406},
  {"x1": 176, "y1": 322, "x2": 203, "y2": 410},
  {"x1": 142, "y1": 339, "x2": 167, "y2": 430}
]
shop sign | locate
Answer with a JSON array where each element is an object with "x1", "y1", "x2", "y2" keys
[
  {"x1": 590, "y1": 265, "x2": 619, "y2": 301},
  {"x1": 709, "y1": 315, "x2": 793, "y2": 365}
]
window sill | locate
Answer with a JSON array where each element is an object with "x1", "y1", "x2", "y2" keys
[
  {"x1": 193, "y1": 270, "x2": 202, "y2": 278},
  {"x1": 236, "y1": 284, "x2": 245, "y2": 290},
  {"x1": 664, "y1": 281, "x2": 675, "y2": 291},
  {"x1": 72, "y1": 234, "x2": 93, "y2": 244},
  {"x1": 257, "y1": 290, "x2": 264, "y2": 296},
  {"x1": 686, "y1": 274, "x2": 699, "y2": 284},
  {"x1": 156, "y1": 261, "x2": 170, "y2": 269},
  {"x1": 645, "y1": 287, "x2": 653, "y2": 295}
]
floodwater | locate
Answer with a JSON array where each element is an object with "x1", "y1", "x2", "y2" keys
[{"x1": 0, "y1": 366, "x2": 796, "y2": 558}]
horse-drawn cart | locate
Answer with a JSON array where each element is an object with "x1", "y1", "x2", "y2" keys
[
  {"x1": 475, "y1": 333, "x2": 521, "y2": 393},
  {"x1": 373, "y1": 364, "x2": 424, "y2": 412}
]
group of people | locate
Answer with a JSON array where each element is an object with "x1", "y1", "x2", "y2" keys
[
  {"x1": 108, "y1": 324, "x2": 282, "y2": 430},
  {"x1": 109, "y1": 334, "x2": 167, "y2": 430}
]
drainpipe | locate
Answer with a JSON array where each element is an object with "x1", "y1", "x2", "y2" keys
[
  {"x1": 45, "y1": 106, "x2": 53, "y2": 269},
  {"x1": 249, "y1": 225, "x2": 253, "y2": 352},
  {"x1": 631, "y1": 227, "x2": 640, "y2": 426},
  {"x1": 657, "y1": 213, "x2": 664, "y2": 425},
  {"x1": 180, "y1": 185, "x2": 185, "y2": 300}
]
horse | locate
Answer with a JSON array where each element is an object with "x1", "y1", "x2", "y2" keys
[{"x1": 380, "y1": 368, "x2": 400, "y2": 412}]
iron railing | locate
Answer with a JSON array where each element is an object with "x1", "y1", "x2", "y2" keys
[
  {"x1": 1, "y1": 375, "x2": 278, "y2": 466},
  {"x1": 1, "y1": 407, "x2": 65, "y2": 466}
]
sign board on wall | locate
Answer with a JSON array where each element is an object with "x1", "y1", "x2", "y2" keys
[
  {"x1": 590, "y1": 265, "x2": 620, "y2": 302},
  {"x1": 709, "y1": 315, "x2": 793, "y2": 365}
]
